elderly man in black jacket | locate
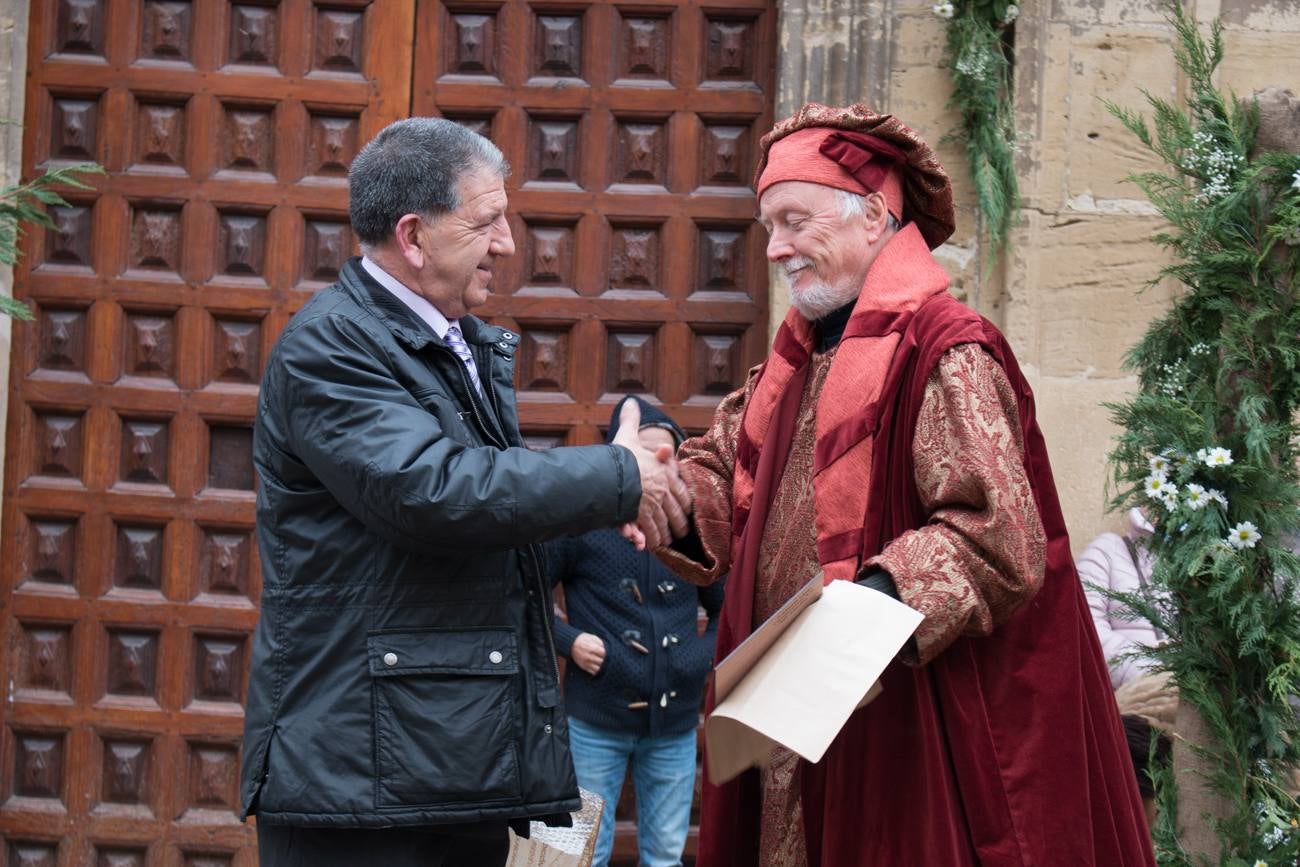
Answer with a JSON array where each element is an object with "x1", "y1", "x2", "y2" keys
[
  {"x1": 241, "y1": 118, "x2": 690, "y2": 867},
  {"x1": 550, "y1": 396, "x2": 724, "y2": 867}
]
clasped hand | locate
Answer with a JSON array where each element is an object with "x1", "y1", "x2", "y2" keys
[{"x1": 610, "y1": 400, "x2": 693, "y2": 551}]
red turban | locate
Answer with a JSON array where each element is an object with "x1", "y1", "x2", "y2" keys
[{"x1": 757, "y1": 127, "x2": 905, "y2": 221}]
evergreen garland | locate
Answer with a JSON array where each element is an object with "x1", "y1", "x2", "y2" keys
[
  {"x1": 933, "y1": 0, "x2": 1020, "y2": 262},
  {"x1": 1103, "y1": 3, "x2": 1300, "y2": 863}
]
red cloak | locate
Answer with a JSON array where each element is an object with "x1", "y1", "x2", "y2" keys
[{"x1": 696, "y1": 293, "x2": 1155, "y2": 867}]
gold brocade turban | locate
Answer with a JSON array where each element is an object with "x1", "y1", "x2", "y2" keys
[{"x1": 754, "y1": 103, "x2": 957, "y2": 250}]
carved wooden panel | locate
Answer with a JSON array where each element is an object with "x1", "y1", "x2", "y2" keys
[
  {"x1": 32, "y1": 411, "x2": 84, "y2": 481},
  {"x1": 216, "y1": 212, "x2": 267, "y2": 279},
  {"x1": 312, "y1": 6, "x2": 364, "y2": 75},
  {"x1": 39, "y1": 203, "x2": 93, "y2": 270},
  {"x1": 132, "y1": 98, "x2": 187, "y2": 172},
  {"x1": 36, "y1": 306, "x2": 87, "y2": 374},
  {"x1": 212, "y1": 317, "x2": 263, "y2": 384},
  {"x1": 24, "y1": 517, "x2": 76, "y2": 586},
  {"x1": 444, "y1": 9, "x2": 497, "y2": 77},
  {"x1": 122, "y1": 310, "x2": 176, "y2": 380},
  {"x1": 119, "y1": 419, "x2": 171, "y2": 486},
  {"x1": 208, "y1": 425, "x2": 254, "y2": 490},
  {"x1": 113, "y1": 523, "x2": 165, "y2": 592},
  {"x1": 185, "y1": 743, "x2": 240, "y2": 814},
  {"x1": 197, "y1": 527, "x2": 253, "y2": 599},
  {"x1": 699, "y1": 121, "x2": 752, "y2": 188},
  {"x1": 13, "y1": 731, "x2": 64, "y2": 799},
  {"x1": 301, "y1": 217, "x2": 352, "y2": 285},
  {"x1": 526, "y1": 116, "x2": 580, "y2": 186},
  {"x1": 304, "y1": 110, "x2": 359, "y2": 179},
  {"x1": 605, "y1": 330, "x2": 656, "y2": 393},
  {"x1": 518, "y1": 326, "x2": 570, "y2": 393},
  {"x1": 611, "y1": 118, "x2": 667, "y2": 187},
  {"x1": 104, "y1": 630, "x2": 160, "y2": 699},
  {"x1": 192, "y1": 635, "x2": 246, "y2": 704},
  {"x1": 692, "y1": 329, "x2": 744, "y2": 397},
  {"x1": 703, "y1": 15, "x2": 758, "y2": 85},
  {"x1": 616, "y1": 13, "x2": 669, "y2": 82},
  {"x1": 127, "y1": 204, "x2": 183, "y2": 276},
  {"x1": 695, "y1": 224, "x2": 748, "y2": 294},
  {"x1": 521, "y1": 220, "x2": 576, "y2": 289},
  {"x1": 140, "y1": 1, "x2": 194, "y2": 64},
  {"x1": 608, "y1": 223, "x2": 661, "y2": 292},
  {"x1": 51, "y1": 94, "x2": 98, "y2": 162},
  {"x1": 101, "y1": 738, "x2": 152, "y2": 806},
  {"x1": 533, "y1": 14, "x2": 581, "y2": 79},
  {"x1": 227, "y1": 3, "x2": 279, "y2": 67},
  {"x1": 16, "y1": 622, "x2": 73, "y2": 696},
  {"x1": 96, "y1": 848, "x2": 147, "y2": 867},
  {"x1": 54, "y1": 0, "x2": 105, "y2": 58},
  {"x1": 219, "y1": 104, "x2": 275, "y2": 175},
  {"x1": 7, "y1": 842, "x2": 58, "y2": 867}
]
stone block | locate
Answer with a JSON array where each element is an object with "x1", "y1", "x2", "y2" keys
[
  {"x1": 1220, "y1": 0, "x2": 1300, "y2": 31},
  {"x1": 1050, "y1": 0, "x2": 1170, "y2": 27},
  {"x1": 1065, "y1": 29, "x2": 1179, "y2": 200},
  {"x1": 1218, "y1": 31, "x2": 1300, "y2": 97},
  {"x1": 891, "y1": 13, "x2": 949, "y2": 68},
  {"x1": 1031, "y1": 373, "x2": 1140, "y2": 546}
]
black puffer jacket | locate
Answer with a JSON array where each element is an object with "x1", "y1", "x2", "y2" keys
[
  {"x1": 241, "y1": 258, "x2": 640, "y2": 828},
  {"x1": 549, "y1": 398, "x2": 725, "y2": 737}
]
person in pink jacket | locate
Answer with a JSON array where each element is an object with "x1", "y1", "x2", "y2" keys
[{"x1": 1077, "y1": 508, "x2": 1161, "y2": 689}]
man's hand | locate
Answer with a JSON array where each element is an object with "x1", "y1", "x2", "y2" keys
[
  {"x1": 611, "y1": 400, "x2": 692, "y2": 550},
  {"x1": 571, "y1": 632, "x2": 606, "y2": 676}
]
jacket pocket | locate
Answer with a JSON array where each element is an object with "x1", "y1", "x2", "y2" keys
[{"x1": 368, "y1": 627, "x2": 522, "y2": 808}]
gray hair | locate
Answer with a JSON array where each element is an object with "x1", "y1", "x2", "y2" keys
[
  {"x1": 348, "y1": 117, "x2": 509, "y2": 246},
  {"x1": 836, "y1": 189, "x2": 902, "y2": 231}
]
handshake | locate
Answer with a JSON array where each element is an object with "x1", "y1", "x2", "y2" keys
[{"x1": 610, "y1": 399, "x2": 694, "y2": 551}]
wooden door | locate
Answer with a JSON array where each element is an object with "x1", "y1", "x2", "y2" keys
[
  {"x1": 0, "y1": 2, "x2": 412, "y2": 864},
  {"x1": 0, "y1": 1, "x2": 775, "y2": 864}
]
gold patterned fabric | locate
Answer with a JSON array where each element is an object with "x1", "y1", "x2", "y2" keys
[{"x1": 659, "y1": 343, "x2": 1046, "y2": 866}]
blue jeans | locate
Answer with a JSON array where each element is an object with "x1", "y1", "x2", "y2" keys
[{"x1": 567, "y1": 717, "x2": 697, "y2": 867}]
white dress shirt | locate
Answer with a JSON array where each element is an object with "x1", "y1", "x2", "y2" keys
[{"x1": 360, "y1": 255, "x2": 455, "y2": 339}]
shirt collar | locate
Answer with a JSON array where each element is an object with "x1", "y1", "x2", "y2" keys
[{"x1": 360, "y1": 255, "x2": 456, "y2": 339}]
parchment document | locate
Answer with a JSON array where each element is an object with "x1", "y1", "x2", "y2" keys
[{"x1": 704, "y1": 576, "x2": 923, "y2": 785}]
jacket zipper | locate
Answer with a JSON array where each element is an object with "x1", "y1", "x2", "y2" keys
[{"x1": 439, "y1": 342, "x2": 563, "y2": 693}]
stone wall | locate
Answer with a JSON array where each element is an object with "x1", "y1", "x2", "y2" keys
[{"x1": 773, "y1": 0, "x2": 1300, "y2": 548}]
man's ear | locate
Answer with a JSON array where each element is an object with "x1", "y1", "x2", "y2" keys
[
  {"x1": 394, "y1": 213, "x2": 425, "y2": 270},
  {"x1": 863, "y1": 192, "x2": 892, "y2": 244}
]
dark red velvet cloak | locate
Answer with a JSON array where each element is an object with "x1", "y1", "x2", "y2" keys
[{"x1": 696, "y1": 293, "x2": 1155, "y2": 867}]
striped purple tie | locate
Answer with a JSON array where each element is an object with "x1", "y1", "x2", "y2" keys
[{"x1": 444, "y1": 324, "x2": 483, "y2": 396}]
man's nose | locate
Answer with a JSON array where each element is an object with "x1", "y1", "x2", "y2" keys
[
  {"x1": 492, "y1": 219, "x2": 516, "y2": 258},
  {"x1": 766, "y1": 230, "x2": 793, "y2": 262}
]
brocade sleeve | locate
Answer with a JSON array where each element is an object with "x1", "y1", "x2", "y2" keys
[
  {"x1": 869, "y1": 343, "x2": 1046, "y2": 665},
  {"x1": 653, "y1": 368, "x2": 759, "y2": 586}
]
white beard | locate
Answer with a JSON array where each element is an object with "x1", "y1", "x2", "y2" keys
[{"x1": 782, "y1": 256, "x2": 859, "y2": 320}]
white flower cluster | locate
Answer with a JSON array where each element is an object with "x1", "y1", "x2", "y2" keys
[
  {"x1": 1144, "y1": 448, "x2": 1229, "y2": 513},
  {"x1": 1157, "y1": 358, "x2": 1189, "y2": 397},
  {"x1": 1004, "y1": 4, "x2": 1020, "y2": 23},
  {"x1": 932, "y1": 2, "x2": 955, "y2": 19},
  {"x1": 1186, "y1": 130, "x2": 1244, "y2": 203},
  {"x1": 1292, "y1": 167, "x2": 1300, "y2": 192},
  {"x1": 1189, "y1": 342, "x2": 1212, "y2": 357},
  {"x1": 955, "y1": 46, "x2": 992, "y2": 80}
]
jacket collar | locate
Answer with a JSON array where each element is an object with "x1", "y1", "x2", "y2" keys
[{"x1": 338, "y1": 257, "x2": 519, "y2": 356}]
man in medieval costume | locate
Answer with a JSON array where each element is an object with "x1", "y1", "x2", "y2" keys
[{"x1": 633, "y1": 104, "x2": 1156, "y2": 865}]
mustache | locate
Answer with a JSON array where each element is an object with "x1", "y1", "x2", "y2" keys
[{"x1": 782, "y1": 256, "x2": 814, "y2": 276}]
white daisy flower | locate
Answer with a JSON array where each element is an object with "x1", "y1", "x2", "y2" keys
[
  {"x1": 1202, "y1": 446, "x2": 1233, "y2": 467},
  {"x1": 1148, "y1": 454, "x2": 1171, "y2": 475},
  {"x1": 1145, "y1": 474, "x2": 1176, "y2": 500},
  {"x1": 1254, "y1": 859, "x2": 1267, "y2": 867},
  {"x1": 932, "y1": 2, "x2": 955, "y2": 18},
  {"x1": 1004, "y1": 4, "x2": 1020, "y2": 23},
  {"x1": 1208, "y1": 488, "x2": 1228, "y2": 508},
  {"x1": 1184, "y1": 484, "x2": 1209, "y2": 510},
  {"x1": 1292, "y1": 167, "x2": 1300, "y2": 192},
  {"x1": 1227, "y1": 521, "x2": 1261, "y2": 550}
]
